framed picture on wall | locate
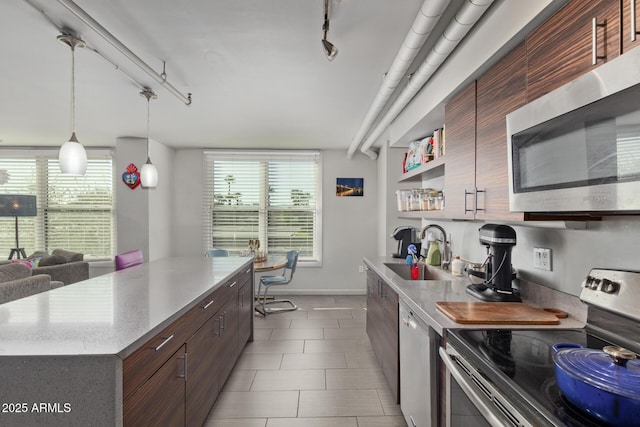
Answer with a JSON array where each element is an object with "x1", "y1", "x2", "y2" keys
[{"x1": 336, "y1": 178, "x2": 364, "y2": 197}]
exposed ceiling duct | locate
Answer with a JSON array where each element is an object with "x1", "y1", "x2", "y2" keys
[
  {"x1": 353, "y1": 0, "x2": 494, "y2": 160},
  {"x1": 346, "y1": 0, "x2": 451, "y2": 159}
]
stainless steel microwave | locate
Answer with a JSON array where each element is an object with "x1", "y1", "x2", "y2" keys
[{"x1": 507, "y1": 47, "x2": 640, "y2": 214}]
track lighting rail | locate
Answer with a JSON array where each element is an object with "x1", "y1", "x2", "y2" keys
[
  {"x1": 56, "y1": 0, "x2": 191, "y2": 105},
  {"x1": 24, "y1": 0, "x2": 192, "y2": 106}
]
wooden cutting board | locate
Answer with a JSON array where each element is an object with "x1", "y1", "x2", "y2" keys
[{"x1": 436, "y1": 302, "x2": 561, "y2": 324}]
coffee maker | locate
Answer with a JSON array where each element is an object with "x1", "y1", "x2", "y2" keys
[
  {"x1": 391, "y1": 226, "x2": 418, "y2": 259},
  {"x1": 466, "y1": 224, "x2": 521, "y2": 302}
]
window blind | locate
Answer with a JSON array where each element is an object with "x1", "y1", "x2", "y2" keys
[
  {"x1": 203, "y1": 150, "x2": 322, "y2": 265},
  {"x1": 0, "y1": 149, "x2": 114, "y2": 259}
]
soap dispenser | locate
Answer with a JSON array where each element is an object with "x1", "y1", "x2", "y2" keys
[{"x1": 425, "y1": 233, "x2": 441, "y2": 266}]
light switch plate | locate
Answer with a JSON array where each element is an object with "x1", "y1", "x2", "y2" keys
[{"x1": 533, "y1": 247, "x2": 552, "y2": 271}]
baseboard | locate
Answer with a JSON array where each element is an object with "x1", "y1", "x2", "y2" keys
[{"x1": 264, "y1": 289, "x2": 366, "y2": 296}]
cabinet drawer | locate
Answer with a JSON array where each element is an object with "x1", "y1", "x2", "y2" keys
[
  {"x1": 238, "y1": 264, "x2": 253, "y2": 289},
  {"x1": 182, "y1": 289, "x2": 225, "y2": 334},
  {"x1": 123, "y1": 316, "x2": 189, "y2": 400}
]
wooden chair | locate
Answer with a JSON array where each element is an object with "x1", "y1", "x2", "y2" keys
[{"x1": 115, "y1": 249, "x2": 143, "y2": 271}]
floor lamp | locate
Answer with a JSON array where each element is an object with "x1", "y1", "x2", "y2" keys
[{"x1": 0, "y1": 195, "x2": 37, "y2": 260}]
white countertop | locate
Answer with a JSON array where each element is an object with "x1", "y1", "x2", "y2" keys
[
  {"x1": 363, "y1": 256, "x2": 585, "y2": 335},
  {"x1": 0, "y1": 256, "x2": 252, "y2": 358}
]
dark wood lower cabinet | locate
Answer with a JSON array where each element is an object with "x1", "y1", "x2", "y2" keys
[
  {"x1": 186, "y1": 315, "x2": 222, "y2": 427},
  {"x1": 123, "y1": 345, "x2": 186, "y2": 427},
  {"x1": 366, "y1": 269, "x2": 399, "y2": 403},
  {"x1": 123, "y1": 266, "x2": 253, "y2": 427},
  {"x1": 219, "y1": 297, "x2": 239, "y2": 386},
  {"x1": 238, "y1": 281, "x2": 253, "y2": 349}
]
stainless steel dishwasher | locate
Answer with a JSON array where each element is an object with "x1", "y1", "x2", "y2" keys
[{"x1": 399, "y1": 300, "x2": 439, "y2": 427}]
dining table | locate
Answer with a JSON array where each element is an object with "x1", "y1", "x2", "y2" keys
[{"x1": 253, "y1": 256, "x2": 287, "y2": 273}]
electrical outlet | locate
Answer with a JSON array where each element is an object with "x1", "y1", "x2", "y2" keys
[
  {"x1": 533, "y1": 248, "x2": 552, "y2": 271},
  {"x1": 358, "y1": 265, "x2": 364, "y2": 273}
]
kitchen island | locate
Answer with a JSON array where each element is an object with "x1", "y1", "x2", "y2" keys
[{"x1": 0, "y1": 256, "x2": 254, "y2": 427}]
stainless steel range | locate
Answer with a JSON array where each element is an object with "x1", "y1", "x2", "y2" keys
[{"x1": 440, "y1": 268, "x2": 640, "y2": 426}]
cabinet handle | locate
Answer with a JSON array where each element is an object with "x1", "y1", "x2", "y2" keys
[
  {"x1": 592, "y1": 17, "x2": 606, "y2": 65},
  {"x1": 202, "y1": 300, "x2": 215, "y2": 310},
  {"x1": 154, "y1": 334, "x2": 174, "y2": 351},
  {"x1": 245, "y1": 268, "x2": 251, "y2": 274},
  {"x1": 229, "y1": 281, "x2": 237, "y2": 288},
  {"x1": 240, "y1": 291, "x2": 244, "y2": 308},
  {"x1": 474, "y1": 188, "x2": 485, "y2": 212},
  {"x1": 221, "y1": 311, "x2": 226, "y2": 331},
  {"x1": 409, "y1": 415, "x2": 417, "y2": 427},
  {"x1": 633, "y1": 0, "x2": 638, "y2": 42},
  {"x1": 464, "y1": 190, "x2": 474, "y2": 214},
  {"x1": 214, "y1": 317, "x2": 221, "y2": 336},
  {"x1": 178, "y1": 353, "x2": 188, "y2": 382}
]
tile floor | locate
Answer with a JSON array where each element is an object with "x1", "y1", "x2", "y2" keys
[{"x1": 205, "y1": 295, "x2": 407, "y2": 427}]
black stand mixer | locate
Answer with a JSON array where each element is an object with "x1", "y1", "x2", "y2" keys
[{"x1": 466, "y1": 224, "x2": 521, "y2": 302}]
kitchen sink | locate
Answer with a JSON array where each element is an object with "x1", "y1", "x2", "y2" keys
[{"x1": 384, "y1": 262, "x2": 452, "y2": 281}]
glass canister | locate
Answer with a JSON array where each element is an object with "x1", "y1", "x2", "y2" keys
[
  {"x1": 409, "y1": 190, "x2": 422, "y2": 211},
  {"x1": 420, "y1": 189, "x2": 430, "y2": 211},
  {"x1": 396, "y1": 190, "x2": 409, "y2": 211}
]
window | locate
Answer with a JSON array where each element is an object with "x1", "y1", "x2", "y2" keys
[
  {"x1": 0, "y1": 149, "x2": 114, "y2": 260},
  {"x1": 204, "y1": 150, "x2": 322, "y2": 265}
]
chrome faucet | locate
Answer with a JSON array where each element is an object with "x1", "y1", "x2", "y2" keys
[{"x1": 420, "y1": 224, "x2": 451, "y2": 270}]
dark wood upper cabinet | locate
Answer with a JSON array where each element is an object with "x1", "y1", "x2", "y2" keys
[
  {"x1": 443, "y1": 81, "x2": 477, "y2": 220},
  {"x1": 622, "y1": 0, "x2": 640, "y2": 52},
  {"x1": 526, "y1": 0, "x2": 620, "y2": 103},
  {"x1": 475, "y1": 42, "x2": 528, "y2": 221}
]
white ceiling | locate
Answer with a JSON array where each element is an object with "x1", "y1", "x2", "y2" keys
[{"x1": 0, "y1": 0, "x2": 462, "y2": 153}]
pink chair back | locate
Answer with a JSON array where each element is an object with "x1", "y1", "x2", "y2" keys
[{"x1": 115, "y1": 249, "x2": 143, "y2": 271}]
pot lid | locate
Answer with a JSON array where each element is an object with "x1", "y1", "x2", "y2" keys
[{"x1": 553, "y1": 344, "x2": 640, "y2": 399}]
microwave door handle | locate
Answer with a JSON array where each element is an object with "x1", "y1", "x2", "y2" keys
[{"x1": 439, "y1": 347, "x2": 512, "y2": 427}]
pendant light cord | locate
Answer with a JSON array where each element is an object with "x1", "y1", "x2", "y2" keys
[
  {"x1": 146, "y1": 93, "x2": 151, "y2": 159},
  {"x1": 70, "y1": 44, "x2": 76, "y2": 135}
]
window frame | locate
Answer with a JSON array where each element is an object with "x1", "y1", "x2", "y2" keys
[
  {"x1": 0, "y1": 148, "x2": 116, "y2": 260},
  {"x1": 203, "y1": 150, "x2": 323, "y2": 267}
]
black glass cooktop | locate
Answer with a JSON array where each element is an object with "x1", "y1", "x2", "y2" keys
[{"x1": 449, "y1": 328, "x2": 613, "y2": 426}]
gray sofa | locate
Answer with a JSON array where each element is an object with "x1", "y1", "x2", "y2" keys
[
  {"x1": 0, "y1": 263, "x2": 64, "y2": 305},
  {"x1": 0, "y1": 249, "x2": 90, "y2": 286},
  {"x1": 28, "y1": 249, "x2": 89, "y2": 285}
]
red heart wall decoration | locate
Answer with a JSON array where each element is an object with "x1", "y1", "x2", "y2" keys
[{"x1": 122, "y1": 163, "x2": 141, "y2": 189}]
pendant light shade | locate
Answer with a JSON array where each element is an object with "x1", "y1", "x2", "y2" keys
[
  {"x1": 59, "y1": 133, "x2": 88, "y2": 176},
  {"x1": 58, "y1": 34, "x2": 88, "y2": 176},
  {"x1": 141, "y1": 159, "x2": 158, "y2": 187},
  {"x1": 140, "y1": 88, "x2": 158, "y2": 188}
]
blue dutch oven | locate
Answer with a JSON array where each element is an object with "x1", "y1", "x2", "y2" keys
[{"x1": 552, "y1": 343, "x2": 640, "y2": 426}]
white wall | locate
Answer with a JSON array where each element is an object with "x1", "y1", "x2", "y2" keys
[
  {"x1": 115, "y1": 137, "x2": 173, "y2": 262},
  {"x1": 148, "y1": 139, "x2": 174, "y2": 261},
  {"x1": 172, "y1": 149, "x2": 378, "y2": 294}
]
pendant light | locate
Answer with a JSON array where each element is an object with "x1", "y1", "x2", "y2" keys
[
  {"x1": 57, "y1": 34, "x2": 88, "y2": 176},
  {"x1": 140, "y1": 88, "x2": 158, "y2": 188}
]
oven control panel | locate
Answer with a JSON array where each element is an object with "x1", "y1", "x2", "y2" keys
[{"x1": 580, "y1": 268, "x2": 640, "y2": 321}]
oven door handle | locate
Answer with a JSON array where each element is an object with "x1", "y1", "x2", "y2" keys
[{"x1": 439, "y1": 346, "x2": 512, "y2": 427}]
